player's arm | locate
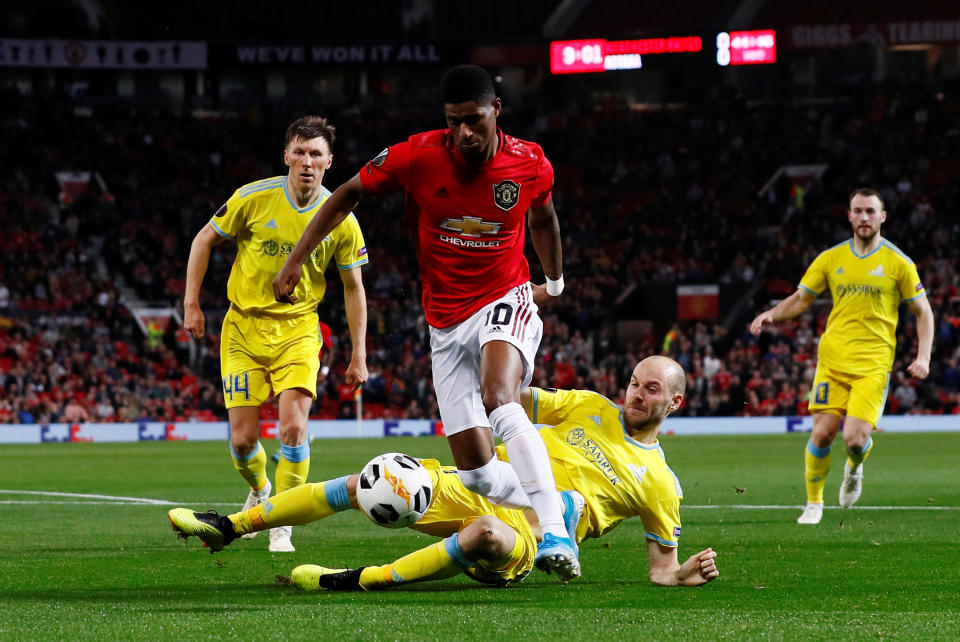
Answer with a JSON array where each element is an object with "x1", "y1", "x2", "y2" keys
[
  {"x1": 274, "y1": 174, "x2": 368, "y2": 303},
  {"x1": 749, "y1": 288, "x2": 817, "y2": 335},
  {"x1": 527, "y1": 197, "x2": 563, "y2": 307},
  {"x1": 340, "y1": 266, "x2": 369, "y2": 389},
  {"x1": 907, "y1": 295, "x2": 934, "y2": 379},
  {"x1": 646, "y1": 541, "x2": 719, "y2": 587},
  {"x1": 520, "y1": 386, "x2": 583, "y2": 425},
  {"x1": 183, "y1": 223, "x2": 228, "y2": 338}
]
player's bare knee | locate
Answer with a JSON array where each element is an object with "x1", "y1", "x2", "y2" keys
[
  {"x1": 460, "y1": 516, "x2": 514, "y2": 559},
  {"x1": 810, "y1": 415, "x2": 840, "y2": 446},
  {"x1": 278, "y1": 423, "x2": 307, "y2": 446},
  {"x1": 480, "y1": 389, "x2": 519, "y2": 416},
  {"x1": 230, "y1": 434, "x2": 258, "y2": 456},
  {"x1": 842, "y1": 431, "x2": 870, "y2": 450}
]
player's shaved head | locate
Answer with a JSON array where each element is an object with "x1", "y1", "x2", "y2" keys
[
  {"x1": 622, "y1": 356, "x2": 686, "y2": 436},
  {"x1": 635, "y1": 355, "x2": 687, "y2": 396}
]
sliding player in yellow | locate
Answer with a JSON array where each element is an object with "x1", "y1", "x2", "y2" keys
[
  {"x1": 183, "y1": 116, "x2": 369, "y2": 552},
  {"x1": 169, "y1": 356, "x2": 719, "y2": 588},
  {"x1": 750, "y1": 188, "x2": 933, "y2": 525}
]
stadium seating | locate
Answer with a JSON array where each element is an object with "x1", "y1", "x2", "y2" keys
[{"x1": 2, "y1": 78, "x2": 958, "y2": 422}]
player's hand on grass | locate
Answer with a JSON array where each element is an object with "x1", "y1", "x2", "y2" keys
[
  {"x1": 183, "y1": 302, "x2": 205, "y2": 339},
  {"x1": 749, "y1": 311, "x2": 775, "y2": 335},
  {"x1": 678, "y1": 547, "x2": 719, "y2": 586},
  {"x1": 273, "y1": 263, "x2": 302, "y2": 304},
  {"x1": 907, "y1": 357, "x2": 930, "y2": 379}
]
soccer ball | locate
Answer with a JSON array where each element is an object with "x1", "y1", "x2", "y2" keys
[{"x1": 356, "y1": 453, "x2": 433, "y2": 528}]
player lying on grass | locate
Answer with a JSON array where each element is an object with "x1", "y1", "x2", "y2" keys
[{"x1": 169, "y1": 356, "x2": 719, "y2": 589}]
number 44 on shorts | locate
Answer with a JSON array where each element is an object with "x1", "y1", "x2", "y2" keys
[{"x1": 223, "y1": 373, "x2": 251, "y2": 402}]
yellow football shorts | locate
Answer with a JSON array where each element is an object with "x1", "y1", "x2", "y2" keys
[
  {"x1": 413, "y1": 460, "x2": 537, "y2": 586},
  {"x1": 808, "y1": 364, "x2": 890, "y2": 427},
  {"x1": 219, "y1": 306, "x2": 321, "y2": 408}
]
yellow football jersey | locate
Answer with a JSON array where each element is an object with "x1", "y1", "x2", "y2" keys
[
  {"x1": 508, "y1": 388, "x2": 684, "y2": 547},
  {"x1": 209, "y1": 176, "x2": 369, "y2": 317},
  {"x1": 799, "y1": 239, "x2": 925, "y2": 375}
]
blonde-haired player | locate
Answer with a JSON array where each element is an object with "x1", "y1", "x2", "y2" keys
[
  {"x1": 183, "y1": 116, "x2": 369, "y2": 551},
  {"x1": 169, "y1": 356, "x2": 719, "y2": 589},
  {"x1": 750, "y1": 187, "x2": 933, "y2": 524}
]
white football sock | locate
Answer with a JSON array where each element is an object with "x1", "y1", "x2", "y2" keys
[
  {"x1": 489, "y1": 402, "x2": 567, "y2": 538},
  {"x1": 457, "y1": 455, "x2": 530, "y2": 509}
]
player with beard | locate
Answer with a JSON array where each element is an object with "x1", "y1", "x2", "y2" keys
[
  {"x1": 271, "y1": 65, "x2": 578, "y2": 579},
  {"x1": 750, "y1": 188, "x2": 933, "y2": 524},
  {"x1": 169, "y1": 356, "x2": 719, "y2": 589}
]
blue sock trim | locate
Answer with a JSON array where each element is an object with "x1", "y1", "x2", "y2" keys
[
  {"x1": 849, "y1": 436, "x2": 873, "y2": 457},
  {"x1": 444, "y1": 534, "x2": 472, "y2": 569},
  {"x1": 324, "y1": 476, "x2": 351, "y2": 512},
  {"x1": 280, "y1": 441, "x2": 310, "y2": 463},
  {"x1": 230, "y1": 441, "x2": 262, "y2": 462},
  {"x1": 806, "y1": 439, "x2": 831, "y2": 458}
]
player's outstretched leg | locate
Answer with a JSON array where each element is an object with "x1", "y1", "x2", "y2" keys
[
  {"x1": 287, "y1": 565, "x2": 365, "y2": 591},
  {"x1": 168, "y1": 509, "x2": 239, "y2": 553},
  {"x1": 796, "y1": 503, "x2": 823, "y2": 525},
  {"x1": 239, "y1": 478, "x2": 272, "y2": 540}
]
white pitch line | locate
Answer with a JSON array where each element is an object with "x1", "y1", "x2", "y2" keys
[
  {"x1": 685, "y1": 504, "x2": 959, "y2": 511},
  {"x1": 0, "y1": 500, "x2": 239, "y2": 506},
  {"x1": 0, "y1": 489, "x2": 175, "y2": 505},
  {"x1": 2, "y1": 490, "x2": 956, "y2": 511}
]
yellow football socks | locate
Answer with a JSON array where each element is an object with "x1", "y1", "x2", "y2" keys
[
  {"x1": 804, "y1": 439, "x2": 832, "y2": 504},
  {"x1": 231, "y1": 441, "x2": 268, "y2": 493},
  {"x1": 846, "y1": 435, "x2": 873, "y2": 469},
  {"x1": 359, "y1": 536, "x2": 469, "y2": 589},
  {"x1": 229, "y1": 476, "x2": 351, "y2": 535},
  {"x1": 275, "y1": 441, "x2": 311, "y2": 494}
]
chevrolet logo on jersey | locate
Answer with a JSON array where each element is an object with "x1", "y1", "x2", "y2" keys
[{"x1": 440, "y1": 216, "x2": 502, "y2": 238}]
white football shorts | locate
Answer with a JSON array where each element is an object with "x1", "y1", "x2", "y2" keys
[{"x1": 429, "y1": 283, "x2": 543, "y2": 436}]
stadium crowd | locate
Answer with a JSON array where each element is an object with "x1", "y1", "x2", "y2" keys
[{"x1": 1, "y1": 79, "x2": 959, "y2": 424}]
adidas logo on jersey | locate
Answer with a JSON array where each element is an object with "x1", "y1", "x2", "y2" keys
[
  {"x1": 628, "y1": 464, "x2": 648, "y2": 484},
  {"x1": 434, "y1": 187, "x2": 450, "y2": 198},
  {"x1": 869, "y1": 264, "x2": 885, "y2": 277},
  {"x1": 835, "y1": 267, "x2": 844, "y2": 274},
  {"x1": 265, "y1": 219, "x2": 279, "y2": 229}
]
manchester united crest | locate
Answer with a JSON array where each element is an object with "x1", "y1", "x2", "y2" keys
[{"x1": 493, "y1": 180, "x2": 520, "y2": 211}]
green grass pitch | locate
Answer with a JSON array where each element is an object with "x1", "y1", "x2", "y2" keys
[{"x1": 1, "y1": 432, "x2": 958, "y2": 640}]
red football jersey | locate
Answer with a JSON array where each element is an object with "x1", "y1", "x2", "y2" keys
[{"x1": 359, "y1": 129, "x2": 554, "y2": 328}]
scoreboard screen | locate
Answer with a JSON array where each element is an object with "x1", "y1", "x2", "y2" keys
[
  {"x1": 717, "y1": 30, "x2": 777, "y2": 66},
  {"x1": 550, "y1": 30, "x2": 776, "y2": 74}
]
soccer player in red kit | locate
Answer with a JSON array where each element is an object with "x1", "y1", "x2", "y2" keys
[{"x1": 273, "y1": 66, "x2": 579, "y2": 580}]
